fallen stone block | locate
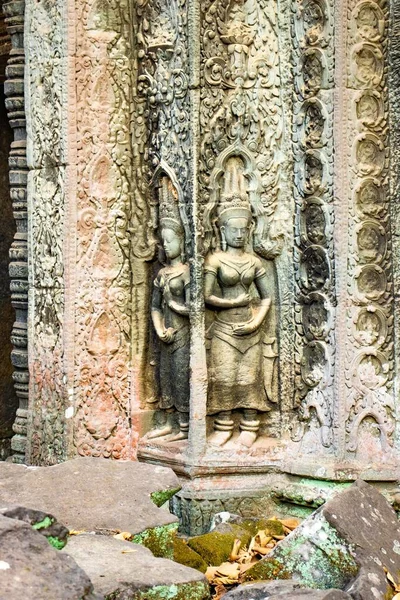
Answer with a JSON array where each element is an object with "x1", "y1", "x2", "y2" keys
[
  {"x1": 0, "y1": 457, "x2": 181, "y2": 556},
  {"x1": 244, "y1": 480, "x2": 400, "y2": 600},
  {"x1": 62, "y1": 533, "x2": 210, "y2": 600},
  {"x1": 0, "y1": 513, "x2": 100, "y2": 599},
  {"x1": 0, "y1": 503, "x2": 69, "y2": 549},
  {"x1": 223, "y1": 581, "x2": 352, "y2": 599}
]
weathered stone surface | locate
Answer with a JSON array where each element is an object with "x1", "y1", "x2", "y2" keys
[
  {"x1": 0, "y1": 513, "x2": 99, "y2": 599},
  {"x1": 0, "y1": 503, "x2": 69, "y2": 549},
  {"x1": 224, "y1": 582, "x2": 352, "y2": 599},
  {"x1": 244, "y1": 481, "x2": 400, "y2": 600},
  {"x1": 0, "y1": 458, "x2": 180, "y2": 535},
  {"x1": 62, "y1": 533, "x2": 209, "y2": 600}
]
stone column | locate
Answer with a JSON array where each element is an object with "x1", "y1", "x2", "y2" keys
[{"x1": 3, "y1": 0, "x2": 29, "y2": 463}]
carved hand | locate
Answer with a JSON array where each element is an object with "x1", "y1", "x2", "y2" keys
[
  {"x1": 232, "y1": 320, "x2": 258, "y2": 336},
  {"x1": 233, "y1": 293, "x2": 251, "y2": 308},
  {"x1": 159, "y1": 327, "x2": 176, "y2": 344}
]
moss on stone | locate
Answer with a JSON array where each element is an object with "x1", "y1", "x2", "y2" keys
[
  {"x1": 173, "y1": 537, "x2": 208, "y2": 573},
  {"x1": 150, "y1": 487, "x2": 181, "y2": 508},
  {"x1": 236, "y1": 518, "x2": 285, "y2": 537},
  {"x1": 105, "y1": 580, "x2": 209, "y2": 600},
  {"x1": 132, "y1": 523, "x2": 178, "y2": 558},
  {"x1": 32, "y1": 516, "x2": 54, "y2": 530},
  {"x1": 47, "y1": 535, "x2": 67, "y2": 550},
  {"x1": 243, "y1": 516, "x2": 359, "y2": 589},
  {"x1": 187, "y1": 530, "x2": 245, "y2": 566}
]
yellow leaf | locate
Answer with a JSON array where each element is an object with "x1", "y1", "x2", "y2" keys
[
  {"x1": 280, "y1": 518, "x2": 300, "y2": 530},
  {"x1": 205, "y1": 566, "x2": 218, "y2": 582},
  {"x1": 113, "y1": 531, "x2": 133, "y2": 541},
  {"x1": 69, "y1": 529, "x2": 86, "y2": 536},
  {"x1": 229, "y1": 538, "x2": 242, "y2": 561},
  {"x1": 121, "y1": 549, "x2": 137, "y2": 554},
  {"x1": 255, "y1": 530, "x2": 272, "y2": 547},
  {"x1": 215, "y1": 562, "x2": 240, "y2": 579}
]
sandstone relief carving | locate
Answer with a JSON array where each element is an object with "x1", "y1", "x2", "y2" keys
[
  {"x1": 292, "y1": 0, "x2": 335, "y2": 450},
  {"x1": 147, "y1": 174, "x2": 190, "y2": 443},
  {"x1": 204, "y1": 157, "x2": 276, "y2": 449},
  {"x1": 345, "y1": 0, "x2": 394, "y2": 456}
]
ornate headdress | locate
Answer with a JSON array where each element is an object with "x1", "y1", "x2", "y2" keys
[
  {"x1": 158, "y1": 176, "x2": 183, "y2": 234},
  {"x1": 217, "y1": 157, "x2": 252, "y2": 225}
]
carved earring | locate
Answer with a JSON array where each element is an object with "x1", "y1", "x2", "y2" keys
[{"x1": 221, "y1": 231, "x2": 227, "y2": 252}]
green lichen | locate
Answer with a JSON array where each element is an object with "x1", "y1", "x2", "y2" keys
[
  {"x1": 244, "y1": 515, "x2": 358, "y2": 590},
  {"x1": 132, "y1": 523, "x2": 178, "y2": 558},
  {"x1": 173, "y1": 537, "x2": 208, "y2": 573},
  {"x1": 47, "y1": 535, "x2": 67, "y2": 550},
  {"x1": 105, "y1": 581, "x2": 209, "y2": 600},
  {"x1": 150, "y1": 487, "x2": 182, "y2": 508},
  {"x1": 32, "y1": 516, "x2": 54, "y2": 530},
  {"x1": 188, "y1": 530, "x2": 248, "y2": 566}
]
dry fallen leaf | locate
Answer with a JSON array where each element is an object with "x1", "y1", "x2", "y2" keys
[
  {"x1": 208, "y1": 516, "x2": 301, "y2": 600},
  {"x1": 215, "y1": 562, "x2": 241, "y2": 579},
  {"x1": 384, "y1": 567, "x2": 400, "y2": 592},
  {"x1": 121, "y1": 549, "x2": 137, "y2": 554},
  {"x1": 280, "y1": 518, "x2": 300, "y2": 530},
  {"x1": 113, "y1": 531, "x2": 133, "y2": 541},
  {"x1": 229, "y1": 539, "x2": 242, "y2": 561},
  {"x1": 69, "y1": 530, "x2": 86, "y2": 536}
]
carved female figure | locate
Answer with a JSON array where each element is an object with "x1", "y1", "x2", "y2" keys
[
  {"x1": 148, "y1": 177, "x2": 190, "y2": 442},
  {"x1": 204, "y1": 159, "x2": 272, "y2": 448}
]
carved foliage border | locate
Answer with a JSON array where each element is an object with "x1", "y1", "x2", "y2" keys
[
  {"x1": 292, "y1": 0, "x2": 336, "y2": 448},
  {"x1": 344, "y1": 0, "x2": 395, "y2": 454},
  {"x1": 72, "y1": 0, "x2": 134, "y2": 459}
]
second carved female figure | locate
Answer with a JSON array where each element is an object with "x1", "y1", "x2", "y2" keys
[
  {"x1": 204, "y1": 157, "x2": 276, "y2": 448},
  {"x1": 149, "y1": 175, "x2": 190, "y2": 442}
]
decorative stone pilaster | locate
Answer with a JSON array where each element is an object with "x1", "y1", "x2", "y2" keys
[{"x1": 3, "y1": 0, "x2": 29, "y2": 463}]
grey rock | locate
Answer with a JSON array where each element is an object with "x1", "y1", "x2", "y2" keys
[
  {"x1": 0, "y1": 503, "x2": 69, "y2": 547},
  {"x1": 62, "y1": 533, "x2": 209, "y2": 600},
  {"x1": 0, "y1": 457, "x2": 180, "y2": 534},
  {"x1": 224, "y1": 581, "x2": 352, "y2": 599},
  {"x1": 244, "y1": 481, "x2": 400, "y2": 600},
  {"x1": 0, "y1": 513, "x2": 100, "y2": 600}
]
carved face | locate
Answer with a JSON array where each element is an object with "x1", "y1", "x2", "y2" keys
[
  {"x1": 161, "y1": 227, "x2": 182, "y2": 260},
  {"x1": 221, "y1": 217, "x2": 250, "y2": 249}
]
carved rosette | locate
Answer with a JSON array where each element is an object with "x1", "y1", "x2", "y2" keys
[
  {"x1": 3, "y1": 0, "x2": 29, "y2": 462},
  {"x1": 344, "y1": 0, "x2": 394, "y2": 455},
  {"x1": 291, "y1": 0, "x2": 336, "y2": 449},
  {"x1": 72, "y1": 0, "x2": 135, "y2": 459}
]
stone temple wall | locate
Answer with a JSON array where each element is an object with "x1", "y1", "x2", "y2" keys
[{"x1": 15, "y1": 0, "x2": 400, "y2": 529}]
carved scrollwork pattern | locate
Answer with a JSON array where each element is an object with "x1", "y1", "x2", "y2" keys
[
  {"x1": 292, "y1": 0, "x2": 336, "y2": 448},
  {"x1": 345, "y1": 0, "x2": 394, "y2": 455},
  {"x1": 134, "y1": 0, "x2": 191, "y2": 254},
  {"x1": 72, "y1": 0, "x2": 135, "y2": 459},
  {"x1": 199, "y1": 0, "x2": 285, "y2": 249}
]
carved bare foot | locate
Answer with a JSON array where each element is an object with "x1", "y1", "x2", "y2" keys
[
  {"x1": 146, "y1": 424, "x2": 174, "y2": 440},
  {"x1": 237, "y1": 430, "x2": 258, "y2": 448},
  {"x1": 168, "y1": 430, "x2": 188, "y2": 442},
  {"x1": 208, "y1": 430, "x2": 233, "y2": 447}
]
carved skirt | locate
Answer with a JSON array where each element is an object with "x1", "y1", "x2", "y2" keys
[
  {"x1": 207, "y1": 319, "x2": 267, "y2": 415},
  {"x1": 159, "y1": 325, "x2": 190, "y2": 414}
]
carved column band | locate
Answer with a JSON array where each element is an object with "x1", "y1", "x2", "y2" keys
[{"x1": 3, "y1": 0, "x2": 28, "y2": 463}]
